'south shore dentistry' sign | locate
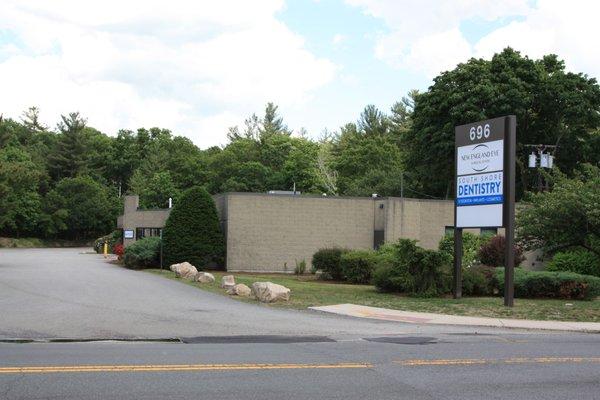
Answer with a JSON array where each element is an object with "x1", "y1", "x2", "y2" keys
[
  {"x1": 454, "y1": 115, "x2": 516, "y2": 306},
  {"x1": 454, "y1": 117, "x2": 509, "y2": 228}
]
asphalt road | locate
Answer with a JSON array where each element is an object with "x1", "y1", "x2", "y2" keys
[
  {"x1": 1, "y1": 248, "x2": 599, "y2": 399},
  {"x1": 1, "y1": 334, "x2": 599, "y2": 400},
  {"x1": 0, "y1": 247, "x2": 505, "y2": 340}
]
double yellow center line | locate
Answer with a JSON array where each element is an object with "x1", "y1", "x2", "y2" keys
[
  {"x1": 0, "y1": 362, "x2": 373, "y2": 375},
  {"x1": 2, "y1": 357, "x2": 598, "y2": 375},
  {"x1": 395, "y1": 357, "x2": 600, "y2": 366}
]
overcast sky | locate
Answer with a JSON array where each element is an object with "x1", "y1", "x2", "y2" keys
[{"x1": 1, "y1": 0, "x2": 598, "y2": 148}]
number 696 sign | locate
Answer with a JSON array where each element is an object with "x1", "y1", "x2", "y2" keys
[{"x1": 469, "y1": 123, "x2": 490, "y2": 141}]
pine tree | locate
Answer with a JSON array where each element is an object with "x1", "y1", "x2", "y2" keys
[
  {"x1": 162, "y1": 186, "x2": 225, "y2": 268},
  {"x1": 259, "y1": 102, "x2": 288, "y2": 141},
  {"x1": 49, "y1": 112, "x2": 88, "y2": 179}
]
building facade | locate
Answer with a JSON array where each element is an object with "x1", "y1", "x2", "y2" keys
[{"x1": 117, "y1": 193, "x2": 538, "y2": 273}]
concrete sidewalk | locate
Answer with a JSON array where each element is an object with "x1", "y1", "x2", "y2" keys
[{"x1": 309, "y1": 304, "x2": 600, "y2": 333}]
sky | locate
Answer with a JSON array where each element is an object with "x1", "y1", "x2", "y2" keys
[{"x1": 1, "y1": 0, "x2": 599, "y2": 148}]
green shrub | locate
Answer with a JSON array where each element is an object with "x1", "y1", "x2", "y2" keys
[
  {"x1": 312, "y1": 248, "x2": 348, "y2": 280},
  {"x1": 294, "y1": 259, "x2": 307, "y2": 275},
  {"x1": 547, "y1": 250, "x2": 600, "y2": 277},
  {"x1": 373, "y1": 239, "x2": 449, "y2": 297},
  {"x1": 495, "y1": 269, "x2": 600, "y2": 300},
  {"x1": 462, "y1": 265, "x2": 498, "y2": 296},
  {"x1": 123, "y1": 237, "x2": 161, "y2": 269},
  {"x1": 340, "y1": 250, "x2": 377, "y2": 284},
  {"x1": 162, "y1": 186, "x2": 225, "y2": 268},
  {"x1": 94, "y1": 230, "x2": 122, "y2": 254},
  {"x1": 478, "y1": 235, "x2": 525, "y2": 267},
  {"x1": 438, "y1": 232, "x2": 490, "y2": 268}
]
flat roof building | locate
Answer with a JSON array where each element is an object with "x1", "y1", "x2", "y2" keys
[{"x1": 117, "y1": 192, "x2": 527, "y2": 273}]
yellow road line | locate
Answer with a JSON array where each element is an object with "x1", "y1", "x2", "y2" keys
[
  {"x1": 395, "y1": 357, "x2": 600, "y2": 366},
  {"x1": 0, "y1": 362, "x2": 373, "y2": 375}
]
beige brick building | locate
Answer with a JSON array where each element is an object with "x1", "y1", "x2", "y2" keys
[{"x1": 117, "y1": 192, "x2": 532, "y2": 273}]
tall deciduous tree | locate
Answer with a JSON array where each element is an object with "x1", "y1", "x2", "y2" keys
[
  {"x1": 517, "y1": 165, "x2": 600, "y2": 256},
  {"x1": 405, "y1": 48, "x2": 600, "y2": 199},
  {"x1": 0, "y1": 146, "x2": 43, "y2": 237},
  {"x1": 42, "y1": 176, "x2": 119, "y2": 239}
]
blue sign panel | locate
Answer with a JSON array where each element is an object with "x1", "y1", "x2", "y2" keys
[{"x1": 456, "y1": 171, "x2": 503, "y2": 207}]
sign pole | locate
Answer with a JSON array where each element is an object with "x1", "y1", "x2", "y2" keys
[
  {"x1": 503, "y1": 116, "x2": 516, "y2": 307},
  {"x1": 453, "y1": 227, "x2": 463, "y2": 299}
]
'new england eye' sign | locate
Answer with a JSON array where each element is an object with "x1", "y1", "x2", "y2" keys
[{"x1": 455, "y1": 117, "x2": 509, "y2": 228}]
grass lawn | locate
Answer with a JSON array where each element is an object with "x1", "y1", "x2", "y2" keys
[{"x1": 146, "y1": 269, "x2": 600, "y2": 322}]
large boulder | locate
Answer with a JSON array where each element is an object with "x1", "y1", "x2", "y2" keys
[
  {"x1": 195, "y1": 272, "x2": 215, "y2": 284},
  {"x1": 169, "y1": 262, "x2": 198, "y2": 279},
  {"x1": 251, "y1": 282, "x2": 291, "y2": 303},
  {"x1": 227, "y1": 283, "x2": 251, "y2": 297},
  {"x1": 221, "y1": 275, "x2": 235, "y2": 289}
]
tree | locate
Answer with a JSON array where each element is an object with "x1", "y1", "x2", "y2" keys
[
  {"x1": 42, "y1": 176, "x2": 120, "y2": 239},
  {"x1": 517, "y1": 165, "x2": 600, "y2": 256},
  {"x1": 259, "y1": 102, "x2": 289, "y2": 141},
  {"x1": 48, "y1": 112, "x2": 89, "y2": 179},
  {"x1": 129, "y1": 170, "x2": 180, "y2": 209},
  {"x1": 0, "y1": 146, "x2": 43, "y2": 237},
  {"x1": 333, "y1": 119, "x2": 403, "y2": 195},
  {"x1": 21, "y1": 106, "x2": 47, "y2": 132},
  {"x1": 162, "y1": 186, "x2": 225, "y2": 267},
  {"x1": 405, "y1": 48, "x2": 600, "y2": 199}
]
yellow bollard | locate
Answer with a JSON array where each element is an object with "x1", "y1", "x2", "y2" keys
[{"x1": 103, "y1": 242, "x2": 108, "y2": 258}]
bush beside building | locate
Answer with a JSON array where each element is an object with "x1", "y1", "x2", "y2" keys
[{"x1": 162, "y1": 186, "x2": 225, "y2": 269}]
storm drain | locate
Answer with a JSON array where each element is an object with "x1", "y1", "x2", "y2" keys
[
  {"x1": 180, "y1": 335, "x2": 336, "y2": 344},
  {"x1": 364, "y1": 336, "x2": 437, "y2": 345}
]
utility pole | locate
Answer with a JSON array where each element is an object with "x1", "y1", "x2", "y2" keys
[{"x1": 525, "y1": 144, "x2": 557, "y2": 192}]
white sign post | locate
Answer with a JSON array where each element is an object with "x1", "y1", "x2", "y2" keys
[{"x1": 454, "y1": 116, "x2": 516, "y2": 306}]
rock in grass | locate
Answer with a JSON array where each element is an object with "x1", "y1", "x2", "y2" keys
[
  {"x1": 251, "y1": 282, "x2": 290, "y2": 303},
  {"x1": 221, "y1": 275, "x2": 235, "y2": 289},
  {"x1": 227, "y1": 283, "x2": 251, "y2": 297},
  {"x1": 170, "y1": 262, "x2": 198, "y2": 279},
  {"x1": 195, "y1": 272, "x2": 215, "y2": 284}
]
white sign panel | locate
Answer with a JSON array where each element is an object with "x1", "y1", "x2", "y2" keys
[
  {"x1": 124, "y1": 230, "x2": 134, "y2": 239},
  {"x1": 456, "y1": 139, "x2": 503, "y2": 176}
]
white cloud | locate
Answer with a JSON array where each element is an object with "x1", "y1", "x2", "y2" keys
[
  {"x1": 474, "y1": 0, "x2": 600, "y2": 78},
  {"x1": 0, "y1": 0, "x2": 336, "y2": 147},
  {"x1": 348, "y1": 0, "x2": 530, "y2": 76},
  {"x1": 350, "y1": 0, "x2": 600, "y2": 80},
  {"x1": 332, "y1": 33, "x2": 345, "y2": 45}
]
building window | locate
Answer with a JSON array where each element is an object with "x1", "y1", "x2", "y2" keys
[
  {"x1": 136, "y1": 227, "x2": 162, "y2": 240},
  {"x1": 445, "y1": 226, "x2": 454, "y2": 236},
  {"x1": 480, "y1": 227, "x2": 498, "y2": 236}
]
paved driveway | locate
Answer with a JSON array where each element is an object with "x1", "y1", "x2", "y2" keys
[{"x1": 1, "y1": 248, "x2": 512, "y2": 339}]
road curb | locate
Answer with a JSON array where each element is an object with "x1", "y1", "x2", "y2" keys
[{"x1": 309, "y1": 304, "x2": 600, "y2": 333}]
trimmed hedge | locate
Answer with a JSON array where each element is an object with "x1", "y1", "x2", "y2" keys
[
  {"x1": 340, "y1": 250, "x2": 377, "y2": 284},
  {"x1": 547, "y1": 250, "x2": 600, "y2": 277},
  {"x1": 162, "y1": 186, "x2": 225, "y2": 268},
  {"x1": 123, "y1": 237, "x2": 161, "y2": 269},
  {"x1": 461, "y1": 265, "x2": 498, "y2": 296},
  {"x1": 312, "y1": 248, "x2": 348, "y2": 280},
  {"x1": 495, "y1": 268, "x2": 600, "y2": 300},
  {"x1": 373, "y1": 239, "x2": 449, "y2": 297}
]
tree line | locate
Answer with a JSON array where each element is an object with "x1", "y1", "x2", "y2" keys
[{"x1": 1, "y1": 48, "x2": 599, "y2": 241}]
